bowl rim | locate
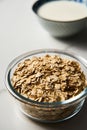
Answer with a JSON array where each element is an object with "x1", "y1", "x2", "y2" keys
[
  {"x1": 5, "y1": 49, "x2": 87, "y2": 107},
  {"x1": 32, "y1": 0, "x2": 87, "y2": 23}
]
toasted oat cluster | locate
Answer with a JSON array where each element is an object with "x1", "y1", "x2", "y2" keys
[{"x1": 11, "y1": 55, "x2": 87, "y2": 102}]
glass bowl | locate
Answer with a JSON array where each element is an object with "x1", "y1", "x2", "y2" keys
[{"x1": 5, "y1": 49, "x2": 87, "y2": 123}]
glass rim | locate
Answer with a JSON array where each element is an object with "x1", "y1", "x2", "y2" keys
[{"x1": 5, "y1": 49, "x2": 87, "y2": 107}]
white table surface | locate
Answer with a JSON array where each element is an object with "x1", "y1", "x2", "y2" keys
[{"x1": 0, "y1": 0, "x2": 87, "y2": 129}]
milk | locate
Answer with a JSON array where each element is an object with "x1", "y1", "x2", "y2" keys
[{"x1": 38, "y1": 1, "x2": 87, "y2": 21}]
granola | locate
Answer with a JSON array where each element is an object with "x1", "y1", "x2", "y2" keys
[{"x1": 11, "y1": 55, "x2": 87, "y2": 102}]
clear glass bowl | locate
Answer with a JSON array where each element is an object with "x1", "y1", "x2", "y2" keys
[{"x1": 5, "y1": 49, "x2": 87, "y2": 123}]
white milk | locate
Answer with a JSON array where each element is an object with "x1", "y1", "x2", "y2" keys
[{"x1": 38, "y1": 1, "x2": 87, "y2": 21}]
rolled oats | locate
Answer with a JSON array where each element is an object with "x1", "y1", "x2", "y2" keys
[{"x1": 11, "y1": 55, "x2": 87, "y2": 103}]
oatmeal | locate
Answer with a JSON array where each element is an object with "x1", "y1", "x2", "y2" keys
[{"x1": 11, "y1": 55, "x2": 87, "y2": 102}]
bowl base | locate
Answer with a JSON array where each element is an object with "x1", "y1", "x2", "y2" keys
[{"x1": 18, "y1": 100, "x2": 85, "y2": 123}]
